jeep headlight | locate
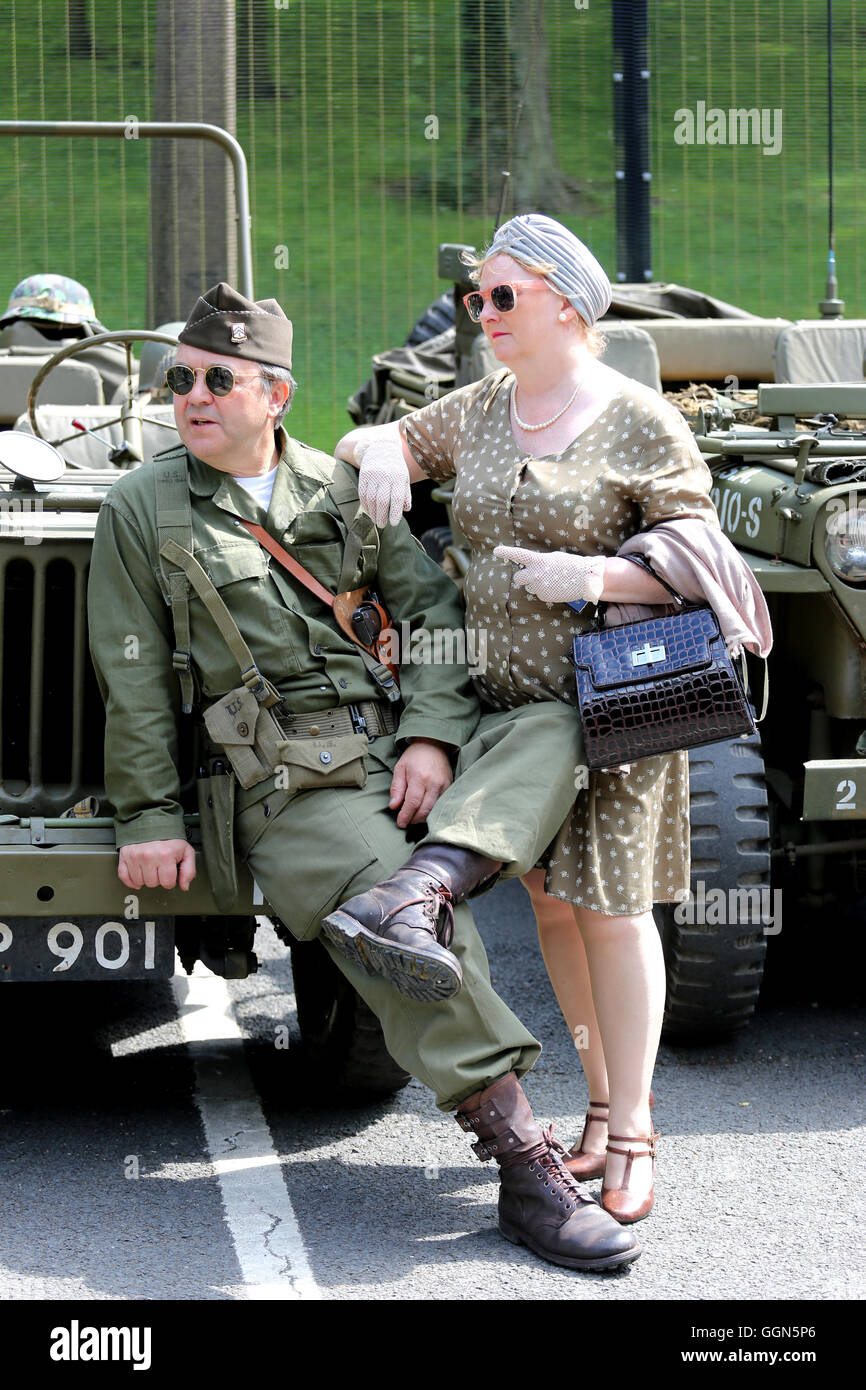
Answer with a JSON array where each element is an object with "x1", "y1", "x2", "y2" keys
[{"x1": 825, "y1": 502, "x2": 866, "y2": 583}]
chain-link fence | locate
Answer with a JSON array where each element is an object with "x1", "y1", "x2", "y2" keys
[{"x1": 2, "y1": 0, "x2": 862, "y2": 448}]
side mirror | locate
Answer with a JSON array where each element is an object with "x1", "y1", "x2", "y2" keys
[{"x1": 0, "y1": 429, "x2": 66, "y2": 486}]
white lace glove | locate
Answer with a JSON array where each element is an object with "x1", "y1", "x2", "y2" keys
[
  {"x1": 356, "y1": 438, "x2": 412, "y2": 528},
  {"x1": 494, "y1": 545, "x2": 606, "y2": 604}
]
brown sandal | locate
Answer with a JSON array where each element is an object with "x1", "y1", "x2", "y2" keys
[
  {"x1": 562, "y1": 1100, "x2": 609, "y2": 1180},
  {"x1": 562, "y1": 1089, "x2": 655, "y2": 1182},
  {"x1": 601, "y1": 1127, "x2": 660, "y2": 1224}
]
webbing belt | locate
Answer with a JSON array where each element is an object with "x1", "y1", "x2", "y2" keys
[{"x1": 277, "y1": 701, "x2": 398, "y2": 739}]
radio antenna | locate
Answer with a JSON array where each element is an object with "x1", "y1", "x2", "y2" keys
[{"x1": 820, "y1": 0, "x2": 844, "y2": 316}]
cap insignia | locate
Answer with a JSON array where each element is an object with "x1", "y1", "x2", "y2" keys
[{"x1": 229, "y1": 322, "x2": 248, "y2": 342}]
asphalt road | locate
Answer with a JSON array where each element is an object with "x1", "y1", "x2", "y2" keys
[{"x1": 0, "y1": 877, "x2": 863, "y2": 1304}]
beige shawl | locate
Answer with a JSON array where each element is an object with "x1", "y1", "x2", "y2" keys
[{"x1": 610, "y1": 519, "x2": 773, "y2": 658}]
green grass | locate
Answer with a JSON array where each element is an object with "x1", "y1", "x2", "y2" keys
[{"x1": 2, "y1": 0, "x2": 864, "y2": 450}]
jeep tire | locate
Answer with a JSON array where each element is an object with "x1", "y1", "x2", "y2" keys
[
  {"x1": 654, "y1": 733, "x2": 771, "y2": 1040},
  {"x1": 290, "y1": 937, "x2": 411, "y2": 1096}
]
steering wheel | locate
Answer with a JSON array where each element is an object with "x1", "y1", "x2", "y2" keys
[{"x1": 26, "y1": 329, "x2": 180, "y2": 459}]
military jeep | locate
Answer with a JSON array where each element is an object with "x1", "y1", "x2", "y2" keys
[
  {"x1": 0, "y1": 382, "x2": 410, "y2": 1095},
  {"x1": 350, "y1": 242, "x2": 866, "y2": 1040},
  {"x1": 0, "y1": 121, "x2": 408, "y2": 1099}
]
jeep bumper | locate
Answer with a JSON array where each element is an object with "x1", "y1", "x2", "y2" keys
[{"x1": 0, "y1": 819, "x2": 255, "y2": 915}]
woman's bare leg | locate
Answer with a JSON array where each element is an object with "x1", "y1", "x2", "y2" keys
[
  {"x1": 573, "y1": 906, "x2": 665, "y2": 1199},
  {"x1": 521, "y1": 869, "x2": 609, "y2": 1154}
]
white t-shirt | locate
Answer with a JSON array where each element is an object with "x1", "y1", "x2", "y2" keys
[{"x1": 233, "y1": 466, "x2": 278, "y2": 512}]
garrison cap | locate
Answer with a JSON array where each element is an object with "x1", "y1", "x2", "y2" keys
[{"x1": 178, "y1": 282, "x2": 293, "y2": 369}]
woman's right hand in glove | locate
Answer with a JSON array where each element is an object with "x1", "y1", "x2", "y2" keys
[{"x1": 357, "y1": 438, "x2": 413, "y2": 527}]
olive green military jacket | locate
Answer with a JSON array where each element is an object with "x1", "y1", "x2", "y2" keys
[{"x1": 88, "y1": 431, "x2": 480, "y2": 847}]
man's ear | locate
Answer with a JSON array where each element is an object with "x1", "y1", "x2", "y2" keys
[{"x1": 267, "y1": 381, "x2": 290, "y2": 419}]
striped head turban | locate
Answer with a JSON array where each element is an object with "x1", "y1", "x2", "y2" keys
[{"x1": 486, "y1": 214, "x2": 612, "y2": 327}]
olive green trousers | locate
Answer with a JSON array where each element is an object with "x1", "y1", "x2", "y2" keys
[{"x1": 235, "y1": 700, "x2": 584, "y2": 1110}]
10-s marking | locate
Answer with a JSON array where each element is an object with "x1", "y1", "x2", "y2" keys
[{"x1": 710, "y1": 484, "x2": 762, "y2": 539}]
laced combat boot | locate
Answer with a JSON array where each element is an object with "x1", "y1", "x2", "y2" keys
[
  {"x1": 321, "y1": 843, "x2": 501, "y2": 1003},
  {"x1": 456, "y1": 1072, "x2": 641, "y2": 1271}
]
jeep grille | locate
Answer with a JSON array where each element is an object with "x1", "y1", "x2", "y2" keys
[{"x1": 0, "y1": 543, "x2": 105, "y2": 816}]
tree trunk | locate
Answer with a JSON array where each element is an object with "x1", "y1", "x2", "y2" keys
[
  {"x1": 235, "y1": 0, "x2": 276, "y2": 100},
  {"x1": 461, "y1": 0, "x2": 570, "y2": 220},
  {"x1": 67, "y1": 0, "x2": 93, "y2": 58},
  {"x1": 147, "y1": 0, "x2": 238, "y2": 327},
  {"x1": 509, "y1": 0, "x2": 572, "y2": 214}
]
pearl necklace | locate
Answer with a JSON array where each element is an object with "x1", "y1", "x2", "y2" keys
[{"x1": 512, "y1": 378, "x2": 582, "y2": 432}]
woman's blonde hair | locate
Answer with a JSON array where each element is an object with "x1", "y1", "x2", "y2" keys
[{"x1": 459, "y1": 245, "x2": 607, "y2": 358}]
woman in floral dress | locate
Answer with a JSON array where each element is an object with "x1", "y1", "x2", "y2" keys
[{"x1": 336, "y1": 214, "x2": 721, "y2": 1223}]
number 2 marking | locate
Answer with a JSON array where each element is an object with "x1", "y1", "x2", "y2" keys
[{"x1": 835, "y1": 779, "x2": 857, "y2": 811}]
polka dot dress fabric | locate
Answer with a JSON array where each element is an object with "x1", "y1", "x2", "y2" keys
[{"x1": 400, "y1": 368, "x2": 719, "y2": 916}]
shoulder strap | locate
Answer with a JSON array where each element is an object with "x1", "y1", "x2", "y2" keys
[
  {"x1": 154, "y1": 447, "x2": 196, "y2": 713},
  {"x1": 236, "y1": 517, "x2": 400, "y2": 703},
  {"x1": 158, "y1": 538, "x2": 281, "y2": 708},
  {"x1": 240, "y1": 520, "x2": 336, "y2": 609},
  {"x1": 326, "y1": 465, "x2": 375, "y2": 592},
  {"x1": 289, "y1": 440, "x2": 370, "y2": 572}
]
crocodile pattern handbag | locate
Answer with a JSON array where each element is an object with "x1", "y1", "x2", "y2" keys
[{"x1": 572, "y1": 556, "x2": 756, "y2": 770}]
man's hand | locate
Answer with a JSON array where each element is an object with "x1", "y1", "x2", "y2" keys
[
  {"x1": 118, "y1": 839, "x2": 197, "y2": 891},
  {"x1": 389, "y1": 739, "x2": 454, "y2": 829}
]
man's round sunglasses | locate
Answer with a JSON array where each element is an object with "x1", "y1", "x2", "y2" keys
[
  {"x1": 462, "y1": 279, "x2": 549, "y2": 322},
  {"x1": 165, "y1": 364, "x2": 261, "y2": 397}
]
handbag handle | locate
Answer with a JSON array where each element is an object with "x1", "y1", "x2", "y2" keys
[
  {"x1": 567, "y1": 552, "x2": 689, "y2": 627},
  {"x1": 616, "y1": 552, "x2": 689, "y2": 607},
  {"x1": 605, "y1": 555, "x2": 770, "y2": 722}
]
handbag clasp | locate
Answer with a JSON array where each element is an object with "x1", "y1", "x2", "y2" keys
[{"x1": 631, "y1": 641, "x2": 666, "y2": 667}]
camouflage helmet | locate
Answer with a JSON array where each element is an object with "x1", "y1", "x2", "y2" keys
[{"x1": 0, "y1": 274, "x2": 98, "y2": 328}]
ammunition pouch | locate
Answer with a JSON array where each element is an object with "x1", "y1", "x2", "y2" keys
[
  {"x1": 275, "y1": 730, "x2": 369, "y2": 795},
  {"x1": 204, "y1": 686, "x2": 375, "y2": 797},
  {"x1": 203, "y1": 686, "x2": 287, "y2": 790}
]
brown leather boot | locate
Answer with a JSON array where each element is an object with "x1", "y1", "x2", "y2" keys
[
  {"x1": 321, "y1": 844, "x2": 501, "y2": 1003},
  {"x1": 456, "y1": 1073, "x2": 641, "y2": 1271}
]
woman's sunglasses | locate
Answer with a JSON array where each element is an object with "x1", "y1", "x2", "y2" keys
[
  {"x1": 462, "y1": 279, "x2": 549, "y2": 322},
  {"x1": 164, "y1": 364, "x2": 261, "y2": 397}
]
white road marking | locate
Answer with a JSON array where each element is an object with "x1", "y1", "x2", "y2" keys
[{"x1": 172, "y1": 968, "x2": 320, "y2": 1300}]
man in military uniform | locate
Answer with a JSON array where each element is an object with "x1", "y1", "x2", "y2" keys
[
  {"x1": 87, "y1": 282, "x2": 639, "y2": 1272},
  {"x1": 0, "y1": 273, "x2": 128, "y2": 400}
]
